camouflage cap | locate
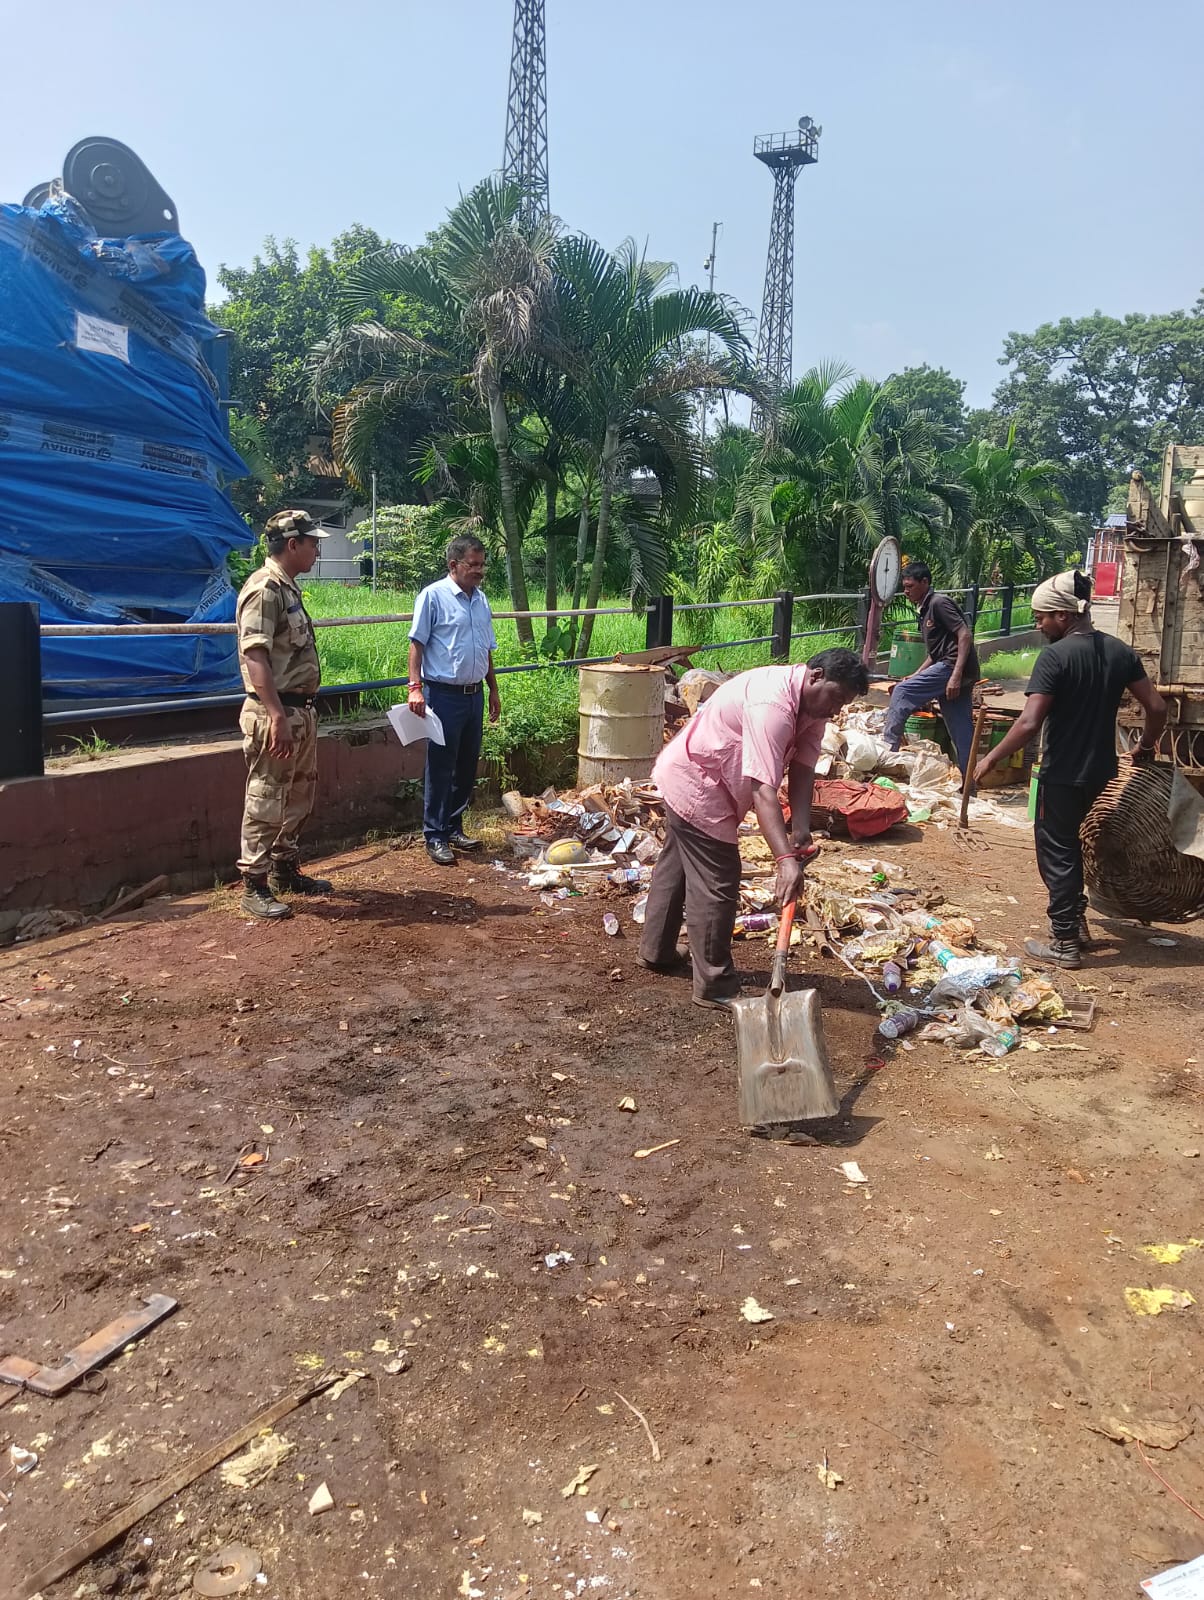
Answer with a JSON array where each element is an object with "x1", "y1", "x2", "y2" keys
[{"x1": 264, "y1": 509, "x2": 328, "y2": 539}]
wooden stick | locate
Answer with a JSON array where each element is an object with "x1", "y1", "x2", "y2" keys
[
  {"x1": 959, "y1": 702, "x2": 991, "y2": 829},
  {"x1": 98, "y1": 876, "x2": 169, "y2": 922},
  {"x1": 12, "y1": 1372, "x2": 345, "y2": 1600},
  {"x1": 615, "y1": 1390, "x2": 661, "y2": 1462}
]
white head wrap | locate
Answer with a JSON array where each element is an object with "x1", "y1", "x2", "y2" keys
[{"x1": 1031, "y1": 570, "x2": 1091, "y2": 615}]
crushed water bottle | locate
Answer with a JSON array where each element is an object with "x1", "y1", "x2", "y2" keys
[
  {"x1": 979, "y1": 1025, "x2": 1020, "y2": 1059},
  {"x1": 882, "y1": 961, "x2": 903, "y2": 995},
  {"x1": 878, "y1": 1008, "x2": 920, "y2": 1039}
]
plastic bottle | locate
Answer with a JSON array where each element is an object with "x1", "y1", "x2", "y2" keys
[
  {"x1": 925, "y1": 940, "x2": 957, "y2": 970},
  {"x1": 979, "y1": 1025, "x2": 1020, "y2": 1059},
  {"x1": 882, "y1": 961, "x2": 903, "y2": 995},
  {"x1": 602, "y1": 912, "x2": 620, "y2": 937},
  {"x1": 879, "y1": 1008, "x2": 920, "y2": 1039},
  {"x1": 734, "y1": 912, "x2": 778, "y2": 937},
  {"x1": 631, "y1": 893, "x2": 648, "y2": 925}
]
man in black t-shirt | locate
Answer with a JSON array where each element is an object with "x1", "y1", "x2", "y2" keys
[
  {"x1": 974, "y1": 570, "x2": 1166, "y2": 968},
  {"x1": 883, "y1": 562, "x2": 980, "y2": 775}
]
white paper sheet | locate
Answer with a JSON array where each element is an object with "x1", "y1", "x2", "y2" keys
[
  {"x1": 387, "y1": 703, "x2": 444, "y2": 746},
  {"x1": 1143, "y1": 1553, "x2": 1204, "y2": 1597}
]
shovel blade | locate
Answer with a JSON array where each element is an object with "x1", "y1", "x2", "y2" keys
[{"x1": 733, "y1": 986, "x2": 839, "y2": 1125}]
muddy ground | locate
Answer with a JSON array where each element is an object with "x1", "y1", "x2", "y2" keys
[{"x1": 1, "y1": 817, "x2": 1202, "y2": 1600}]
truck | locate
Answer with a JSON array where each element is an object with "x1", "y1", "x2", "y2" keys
[{"x1": 1120, "y1": 443, "x2": 1204, "y2": 778}]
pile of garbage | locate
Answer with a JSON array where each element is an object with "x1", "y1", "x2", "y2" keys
[
  {"x1": 501, "y1": 782, "x2": 664, "y2": 914},
  {"x1": 792, "y1": 852, "x2": 1088, "y2": 1059},
  {"x1": 815, "y1": 705, "x2": 1028, "y2": 833}
]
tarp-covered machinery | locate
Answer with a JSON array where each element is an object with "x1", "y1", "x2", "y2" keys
[{"x1": 0, "y1": 137, "x2": 251, "y2": 699}]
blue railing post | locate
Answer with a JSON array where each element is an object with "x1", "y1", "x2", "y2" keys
[
  {"x1": 645, "y1": 595, "x2": 674, "y2": 650},
  {"x1": 1001, "y1": 583, "x2": 1014, "y2": 637},
  {"x1": 0, "y1": 602, "x2": 44, "y2": 779},
  {"x1": 771, "y1": 590, "x2": 794, "y2": 659}
]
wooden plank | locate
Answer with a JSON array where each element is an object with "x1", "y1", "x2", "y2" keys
[{"x1": 11, "y1": 1372, "x2": 345, "y2": 1600}]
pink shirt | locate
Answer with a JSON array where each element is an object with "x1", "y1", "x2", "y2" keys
[{"x1": 653, "y1": 665, "x2": 827, "y2": 843}]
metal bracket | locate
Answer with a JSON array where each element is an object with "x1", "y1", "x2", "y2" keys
[{"x1": 0, "y1": 1294, "x2": 177, "y2": 1405}]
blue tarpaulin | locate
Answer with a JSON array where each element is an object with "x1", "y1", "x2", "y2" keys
[{"x1": 0, "y1": 199, "x2": 252, "y2": 698}]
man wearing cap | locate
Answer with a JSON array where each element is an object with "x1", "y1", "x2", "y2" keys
[
  {"x1": 639, "y1": 648, "x2": 869, "y2": 1010},
  {"x1": 234, "y1": 509, "x2": 333, "y2": 919},
  {"x1": 407, "y1": 534, "x2": 501, "y2": 865},
  {"x1": 973, "y1": 569, "x2": 1166, "y2": 967},
  {"x1": 882, "y1": 561, "x2": 979, "y2": 777}
]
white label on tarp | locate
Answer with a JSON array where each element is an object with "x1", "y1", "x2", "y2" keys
[
  {"x1": 1143, "y1": 1553, "x2": 1204, "y2": 1596},
  {"x1": 75, "y1": 311, "x2": 129, "y2": 363}
]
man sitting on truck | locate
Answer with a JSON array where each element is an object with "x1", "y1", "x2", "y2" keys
[{"x1": 973, "y1": 569, "x2": 1166, "y2": 969}]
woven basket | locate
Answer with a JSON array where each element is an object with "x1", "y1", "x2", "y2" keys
[{"x1": 1081, "y1": 763, "x2": 1204, "y2": 923}]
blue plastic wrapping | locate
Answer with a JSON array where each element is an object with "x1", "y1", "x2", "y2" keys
[{"x1": 0, "y1": 198, "x2": 252, "y2": 698}]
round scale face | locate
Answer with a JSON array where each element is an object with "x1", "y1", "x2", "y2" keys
[{"x1": 870, "y1": 538, "x2": 901, "y2": 602}]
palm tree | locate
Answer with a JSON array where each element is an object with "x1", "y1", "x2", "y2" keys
[
  {"x1": 946, "y1": 428, "x2": 1082, "y2": 584},
  {"x1": 327, "y1": 179, "x2": 557, "y2": 643},
  {"x1": 550, "y1": 236, "x2": 760, "y2": 655},
  {"x1": 732, "y1": 364, "x2": 963, "y2": 596}
]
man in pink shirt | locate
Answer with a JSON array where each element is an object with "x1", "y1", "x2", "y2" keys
[{"x1": 640, "y1": 649, "x2": 868, "y2": 1009}]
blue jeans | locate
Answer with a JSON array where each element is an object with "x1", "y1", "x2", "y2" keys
[
  {"x1": 422, "y1": 681, "x2": 484, "y2": 843},
  {"x1": 882, "y1": 660, "x2": 975, "y2": 776}
]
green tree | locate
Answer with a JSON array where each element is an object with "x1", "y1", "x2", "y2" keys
[
  {"x1": 988, "y1": 297, "x2": 1204, "y2": 520},
  {"x1": 209, "y1": 225, "x2": 435, "y2": 520},
  {"x1": 944, "y1": 428, "x2": 1082, "y2": 584},
  {"x1": 550, "y1": 235, "x2": 758, "y2": 653},
  {"x1": 883, "y1": 363, "x2": 969, "y2": 442},
  {"x1": 332, "y1": 180, "x2": 557, "y2": 644},
  {"x1": 734, "y1": 364, "x2": 958, "y2": 595}
]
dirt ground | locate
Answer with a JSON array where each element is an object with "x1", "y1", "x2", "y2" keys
[{"x1": 1, "y1": 816, "x2": 1203, "y2": 1600}]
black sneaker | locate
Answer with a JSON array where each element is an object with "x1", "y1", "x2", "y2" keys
[
  {"x1": 426, "y1": 840, "x2": 455, "y2": 866},
  {"x1": 448, "y1": 831, "x2": 482, "y2": 851},
  {"x1": 269, "y1": 861, "x2": 332, "y2": 896},
  {"x1": 1024, "y1": 936, "x2": 1082, "y2": 970},
  {"x1": 240, "y1": 876, "x2": 293, "y2": 920}
]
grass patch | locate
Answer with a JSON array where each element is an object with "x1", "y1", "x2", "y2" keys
[
  {"x1": 303, "y1": 582, "x2": 858, "y2": 783},
  {"x1": 981, "y1": 648, "x2": 1040, "y2": 680}
]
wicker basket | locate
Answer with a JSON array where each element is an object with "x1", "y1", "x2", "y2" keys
[{"x1": 1080, "y1": 763, "x2": 1204, "y2": 923}]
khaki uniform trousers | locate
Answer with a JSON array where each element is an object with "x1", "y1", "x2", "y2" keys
[{"x1": 236, "y1": 702, "x2": 319, "y2": 876}]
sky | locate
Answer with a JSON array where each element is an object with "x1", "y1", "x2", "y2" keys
[{"x1": 3, "y1": 0, "x2": 1201, "y2": 409}]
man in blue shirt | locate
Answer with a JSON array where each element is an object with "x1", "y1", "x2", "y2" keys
[{"x1": 407, "y1": 535, "x2": 502, "y2": 865}]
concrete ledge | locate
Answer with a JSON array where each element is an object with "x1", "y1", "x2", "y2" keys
[{"x1": 0, "y1": 717, "x2": 424, "y2": 914}]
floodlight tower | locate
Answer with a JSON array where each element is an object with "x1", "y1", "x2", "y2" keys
[
  {"x1": 502, "y1": 0, "x2": 550, "y2": 221},
  {"x1": 752, "y1": 116, "x2": 821, "y2": 424}
]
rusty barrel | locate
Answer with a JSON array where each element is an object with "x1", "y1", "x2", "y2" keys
[{"x1": 577, "y1": 663, "x2": 665, "y2": 785}]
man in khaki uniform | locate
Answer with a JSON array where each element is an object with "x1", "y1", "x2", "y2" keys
[{"x1": 235, "y1": 509, "x2": 332, "y2": 919}]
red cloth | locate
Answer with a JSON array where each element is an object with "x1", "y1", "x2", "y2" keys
[{"x1": 810, "y1": 779, "x2": 908, "y2": 839}]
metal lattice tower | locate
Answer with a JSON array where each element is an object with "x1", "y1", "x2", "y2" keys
[
  {"x1": 752, "y1": 120, "x2": 821, "y2": 421},
  {"x1": 502, "y1": 0, "x2": 550, "y2": 220}
]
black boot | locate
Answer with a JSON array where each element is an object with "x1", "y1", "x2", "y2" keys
[
  {"x1": 240, "y1": 875, "x2": 293, "y2": 920},
  {"x1": 268, "y1": 859, "x2": 332, "y2": 896},
  {"x1": 1024, "y1": 935, "x2": 1082, "y2": 970}
]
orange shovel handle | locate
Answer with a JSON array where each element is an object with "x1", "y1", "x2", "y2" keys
[{"x1": 775, "y1": 896, "x2": 797, "y2": 955}]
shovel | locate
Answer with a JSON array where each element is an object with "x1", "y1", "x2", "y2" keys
[{"x1": 732, "y1": 895, "x2": 839, "y2": 1128}]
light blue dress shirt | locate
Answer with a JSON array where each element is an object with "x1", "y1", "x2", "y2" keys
[{"x1": 409, "y1": 576, "x2": 498, "y2": 685}]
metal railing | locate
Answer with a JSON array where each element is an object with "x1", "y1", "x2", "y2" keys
[{"x1": 3, "y1": 581, "x2": 1041, "y2": 777}]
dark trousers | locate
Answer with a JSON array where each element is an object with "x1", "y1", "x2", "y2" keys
[
  {"x1": 640, "y1": 805, "x2": 742, "y2": 1002},
  {"x1": 1033, "y1": 778, "x2": 1106, "y2": 941},
  {"x1": 882, "y1": 660, "x2": 976, "y2": 776},
  {"x1": 422, "y1": 682, "x2": 484, "y2": 843}
]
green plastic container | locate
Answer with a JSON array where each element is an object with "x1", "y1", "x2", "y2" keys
[
  {"x1": 888, "y1": 630, "x2": 925, "y2": 679},
  {"x1": 904, "y1": 712, "x2": 952, "y2": 754}
]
